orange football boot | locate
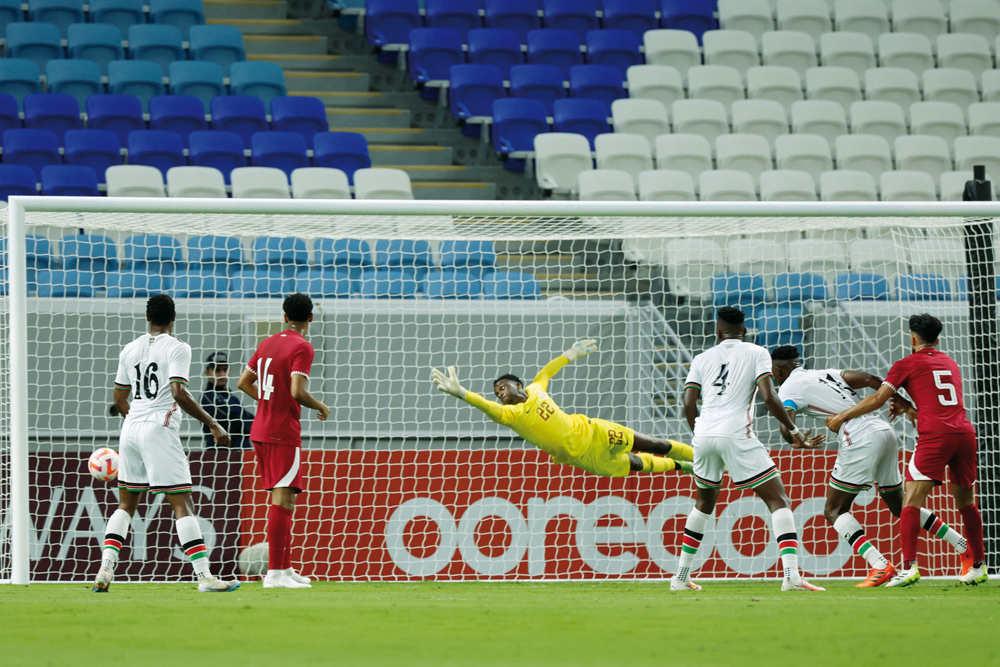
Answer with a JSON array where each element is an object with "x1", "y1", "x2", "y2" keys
[
  {"x1": 856, "y1": 563, "x2": 897, "y2": 588},
  {"x1": 960, "y1": 547, "x2": 975, "y2": 577}
]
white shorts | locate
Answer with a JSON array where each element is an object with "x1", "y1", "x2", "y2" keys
[
  {"x1": 118, "y1": 420, "x2": 193, "y2": 494},
  {"x1": 692, "y1": 434, "x2": 780, "y2": 491},
  {"x1": 830, "y1": 428, "x2": 902, "y2": 495}
]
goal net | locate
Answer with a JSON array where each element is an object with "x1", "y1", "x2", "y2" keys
[{"x1": 2, "y1": 198, "x2": 998, "y2": 583}]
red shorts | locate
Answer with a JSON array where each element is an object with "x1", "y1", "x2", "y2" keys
[
  {"x1": 252, "y1": 441, "x2": 304, "y2": 493},
  {"x1": 905, "y1": 431, "x2": 978, "y2": 487}
]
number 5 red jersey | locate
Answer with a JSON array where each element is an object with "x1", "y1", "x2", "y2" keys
[
  {"x1": 246, "y1": 329, "x2": 315, "y2": 446},
  {"x1": 883, "y1": 348, "x2": 976, "y2": 438}
]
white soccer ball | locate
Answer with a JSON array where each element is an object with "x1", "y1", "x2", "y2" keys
[
  {"x1": 88, "y1": 448, "x2": 119, "y2": 482},
  {"x1": 237, "y1": 542, "x2": 269, "y2": 576}
]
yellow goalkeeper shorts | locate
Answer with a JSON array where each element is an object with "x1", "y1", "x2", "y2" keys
[{"x1": 571, "y1": 418, "x2": 635, "y2": 478}]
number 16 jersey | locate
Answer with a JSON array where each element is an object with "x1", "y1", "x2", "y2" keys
[
  {"x1": 246, "y1": 329, "x2": 315, "y2": 447},
  {"x1": 685, "y1": 339, "x2": 773, "y2": 439},
  {"x1": 114, "y1": 333, "x2": 192, "y2": 429}
]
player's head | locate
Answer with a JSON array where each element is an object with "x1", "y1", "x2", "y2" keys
[
  {"x1": 908, "y1": 313, "x2": 942, "y2": 349},
  {"x1": 494, "y1": 373, "x2": 527, "y2": 405},
  {"x1": 283, "y1": 293, "x2": 314, "y2": 325},
  {"x1": 770, "y1": 345, "x2": 801, "y2": 385},
  {"x1": 716, "y1": 306, "x2": 747, "y2": 341},
  {"x1": 146, "y1": 294, "x2": 175, "y2": 329},
  {"x1": 206, "y1": 351, "x2": 229, "y2": 386}
]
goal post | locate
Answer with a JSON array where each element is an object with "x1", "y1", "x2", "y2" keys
[{"x1": 3, "y1": 196, "x2": 1000, "y2": 585}]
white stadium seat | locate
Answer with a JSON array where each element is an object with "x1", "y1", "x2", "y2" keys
[
  {"x1": 643, "y1": 30, "x2": 702, "y2": 83},
  {"x1": 949, "y1": 0, "x2": 1000, "y2": 47},
  {"x1": 761, "y1": 31, "x2": 818, "y2": 78},
  {"x1": 626, "y1": 65, "x2": 685, "y2": 117},
  {"x1": 805, "y1": 66, "x2": 863, "y2": 112},
  {"x1": 787, "y1": 239, "x2": 849, "y2": 283},
  {"x1": 850, "y1": 239, "x2": 910, "y2": 285},
  {"x1": 637, "y1": 170, "x2": 696, "y2": 201},
  {"x1": 820, "y1": 169, "x2": 878, "y2": 201},
  {"x1": 231, "y1": 167, "x2": 291, "y2": 199},
  {"x1": 983, "y1": 70, "x2": 1000, "y2": 102},
  {"x1": 611, "y1": 99, "x2": 671, "y2": 148},
  {"x1": 936, "y1": 34, "x2": 993, "y2": 80},
  {"x1": 910, "y1": 237, "x2": 965, "y2": 280},
  {"x1": 716, "y1": 134, "x2": 774, "y2": 188},
  {"x1": 727, "y1": 237, "x2": 788, "y2": 283},
  {"x1": 595, "y1": 133, "x2": 653, "y2": 182},
  {"x1": 923, "y1": 69, "x2": 980, "y2": 113},
  {"x1": 954, "y1": 136, "x2": 1000, "y2": 182},
  {"x1": 290, "y1": 167, "x2": 351, "y2": 199},
  {"x1": 746, "y1": 65, "x2": 803, "y2": 113},
  {"x1": 732, "y1": 99, "x2": 790, "y2": 149},
  {"x1": 672, "y1": 99, "x2": 731, "y2": 148},
  {"x1": 791, "y1": 100, "x2": 848, "y2": 152},
  {"x1": 834, "y1": 0, "x2": 890, "y2": 44},
  {"x1": 106, "y1": 165, "x2": 166, "y2": 197},
  {"x1": 820, "y1": 32, "x2": 876, "y2": 78},
  {"x1": 940, "y1": 170, "x2": 975, "y2": 201},
  {"x1": 700, "y1": 170, "x2": 758, "y2": 201},
  {"x1": 665, "y1": 238, "x2": 727, "y2": 299},
  {"x1": 890, "y1": 0, "x2": 948, "y2": 44},
  {"x1": 166, "y1": 166, "x2": 227, "y2": 198},
  {"x1": 909, "y1": 102, "x2": 968, "y2": 146},
  {"x1": 877, "y1": 33, "x2": 934, "y2": 80},
  {"x1": 777, "y1": 0, "x2": 832, "y2": 41},
  {"x1": 354, "y1": 168, "x2": 413, "y2": 200},
  {"x1": 718, "y1": 0, "x2": 774, "y2": 44},
  {"x1": 703, "y1": 30, "x2": 761, "y2": 80},
  {"x1": 850, "y1": 102, "x2": 908, "y2": 147},
  {"x1": 534, "y1": 133, "x2": 594, "y2": 193},
  {"x1": 864, "y1": 68, "x2": 921, "y2": 117},
  {"x1": 655, "y1": 133, "x2": 713, "y2": 184},
  {"x1": 687, "y1": 65, "x2": 746, "y2": 111},
  {"x1": 968, "y1": 102, "x2": 1000, "y2": 137},
  {"x1": 776, "y1": 133, "x2": 834, "y2": 181},
  {"x1": 578, "y1": 169, "x2": 637, "y2": 201},
  {"x1": 760, "y1": 169, "x2": 818, "y2": 200},
  {"x1": 895, "y1": 135, "x2": 953, "y2": 185},
  {"x1": 880, "y1": 170, "x2": 938, "y2": 201},
  {"x1": 835, "y1": 134, "x2": 893, "y2": 182}
]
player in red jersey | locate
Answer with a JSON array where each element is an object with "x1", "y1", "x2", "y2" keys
[
  {"x1": 237, "y1": 293, "x2": 330, "y2": 589},
  {"x1": 826, "y1": 314, "x2": 987, "y2": 587}
]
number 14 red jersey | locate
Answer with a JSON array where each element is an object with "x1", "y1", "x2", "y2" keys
[
  {"x1": 247, "y1": 329, "x2": 315, "y2": 446},
  {"x1": 883, "y1": 348, "x2": 976, "y2": 438}
]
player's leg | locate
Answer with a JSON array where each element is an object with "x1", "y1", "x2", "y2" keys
[
  {"x1": 671, "y1": 437, "x2": 720, "y2": 592},
  {"x1": 161, "y1": 491, "x2": 237, "y2": 592},
  {"x1": 886, "y1": 479, "x2": 935, "y2": 588},
  {"x1": 948, "y1": 433, "x2": 987, "y2": 584},
  {"x1": 881, "y1": 488, "x2": 972, "y2": 567},
  {"x1": 631, "y1": 432, "x2": 694, "y2": 462},
  {"x1": 94, "y1": 422, "x2": 147, "y2": 593},
  {"x1": 255, "y1": 441, "x2": 311, "y2": 588},
  {"x1": 627, "y1": 452, "x2": 692, "y2": 474},
  {"x1": 824, "y1": 487, "x2": 894, "y2": 587},
  {"x1": 750, "y1": 477, "x2": 820, "y2": 591}
]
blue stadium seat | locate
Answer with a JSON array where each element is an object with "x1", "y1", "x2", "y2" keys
[
  {"x1": 315, "y1": 238, "x2": 371, "y2": 280},
  {"x1": 294, "y1": 267, "x2": 353, "y2": 298},
  {"x1": 7, "y1": 23, "x2": 62, "y2": 72},
  {"x1": 0, "y1": 59, "x2": 42, "y2": 107},
  {"x1": 149, "y1": 95, "x2": 208, "y2": 148},
  {"x1": 210, "y1": 95, "x2": 268, "y2": 146},
  {"x1": 251, "y1": 236, "x2": 309, "y2": 278},
  {"x1": 603, "y1": 0, "x2": 658, "y2": 40},
  {"x1": 312, "y1": 131, "x2": 371, "y2": 185},
  {"x1": 359, "y1": 268, "x2": 419, "y2": 299},
  {"x1": 526, "y1": 29, "x2": 583, "y2": 80},
  {"x1": 251, "y1": 131, "x2": 309, "y2": 177},
  {"x1": 897, "y1": 274, "x2": 952, "y2": 301},
  {"x1": 408, "y1": 27, "x2": 465, "y2": 86},
  {"x1": 3, "y1": 129, "x2": 60, "y2": 180},
  {"x1": 424, "y1": 268, "x2": 481, "y2": 299},
  {"x1": 956, "y1": 276, "x2": 1000, "y2": 301},
  {"x1": 86, "y1": 94, "x2": 144, "y2": 146},
  {"x1": 229, "y1": 62, "x2": 287, "y2": 106},
  {"x1": 67, "y1": 23, "x2": 124, "y2": 74},
  {"x1": 449, "y1": 64, "x2": 505, "y2": 124},
  {"x1": 149, "y1": 0, "x2": 205, "y2": 38},
  {"x1": 128, "y1": 25, "x2": 185, "y2": 75},
  {"x1": 0, "y1": 0, "x2": 22, "y2": 36},
  {"x1": 491, "y1": 97, "x2": 548, "y2": 156},
  {"x1": 0, "y1": 164, "x2": 38, "y2": 200},
  {"x1": 834, "y1": 273, "x2": 890, "y2": 301},
  {"x1": 425, "y1": 0, "x2": 481, "y2": 40},
  {"x1": 585, "y1": 30, "x2": 642, "y2": 78},
  {"x1": 569, "y1": 65, "x2": 626, "y2": 112},
  {"x1": 64, "y1": 129, "x2": 122, "y2": 183},
  {"x1": 187, "y1": 235, "x2": 244, "y2": 276},
  {"x1": 756, "y1": 305, "x2": 804, "y2": 352},
  {"x1": 124, "y1": 234, "x2": 183, "y2": 275},
  {"x1": 660, "y1": 0, "x2": 717, "y2": 44},
  {"x1": 510, "y1": 64, "x2": 566, "y2": 115},
  {"x1": 774, "y1": 272, "x2": 828, "y2": 302},
  {"x1": 105, "y1": 269, "x2": 164, "y2": 297},
  {"x1": 188, "y1": 24, "x2": 246, "y2": 75},
  {"x1": 90, "y1": 0, "x2": 144, "y2": 36},
  {"x1": 27, "y1": 0, "x2": 83, "y2": 36},
  {"x1": 552, "y1": 98, "x2": 608, "y2": 150},
  {"x1": 46, "y1": 60, "x2": 103, "y2": 109},
  {"x1": 271, "y1": 96, "x2": 329, "y2": 149},
  {"x1": 439, "y1": 239, "x2": 496, "y2": 278},
  {"x1": 483, "y1": 0, "x2": 539, "y2": 44},
  {"x1": 60, "y1": 233, "x2": 118, "y2": 286},
  {"x1": 169, "y1": 268, "x2": 230, "y2": 297},
  {"x1": 188, "y1": 130, "x2": 246, "y2": 183},
  {"x1": 40, "y1": 164, "x2": 99, "y2": 196},
  {"x1": 365, "y1": 0, "x2": 421, "y2": 47},
  {"x1": 0, "y1": 233, "x2": 53, "y2": 293},
  {"x1": 0, "y1": 93, "x2": 20, "y2": 133},
  {"x1": 23, "y1": 93, "x2": 82, "y2": 145},
  {"x1": 231, "y1": 268, "x2": 290, "y2": 298},
  {"x1": 108, "y1": 60, "x2": 167, "y2": 111},
  {"x1": 168, "y1": 61, "x2": 225, "y2": 109},
  {"x1": 374, "y1": 239, "x2": 432, "y2": 281},
  {"x1": 543, "y1": 0, "x2": 599, "y2": 42},
  {"x1": 482, "y1": 271, "x2": 541, "y2": 299},
  {"x1": 711, "y1": 273, "x2": 766, "y2": 322},
  {"x1": 128, "y1": 130, "x2": 186, "y2": 175},
  {"x1": 36, "y1": 269, "x2": 95, "y2": 297},
  {"x1": 468, "y1": 28, "x2": 523, "y2": 79}
]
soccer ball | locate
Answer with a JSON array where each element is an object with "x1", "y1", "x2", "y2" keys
[
  {"x1": 237, "y1": 542, "x2": 269, "y2": 576},
  {"x1": 88, "y1": 448, "x2": 119, "y2": 482}
]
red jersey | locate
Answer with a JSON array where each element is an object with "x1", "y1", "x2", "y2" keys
[
  {"x1": 883, "y1": 348, "x2": 976, "y2": 438},
  {"x1": 247, "y1": 329, "x2": 315, "y2": 446}
]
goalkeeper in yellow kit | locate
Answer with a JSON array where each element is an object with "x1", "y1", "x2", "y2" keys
[{"x1": 431, "y1": 339, "x2": 694, "y2": 478}]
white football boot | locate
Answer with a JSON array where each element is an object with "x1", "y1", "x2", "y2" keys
[
  {"x1": 92, "y1": 566, "x2": 114, "y2": 593},
  {"x1": 198, "y1": 576, "x2": 241, "y2": 592},
  {"x1": 284, "y1": 568, "x2": 312, "y2": 585},
  {"x1": 670, "y1": 576, "x2": 702, "y2": 591},
  {"x1": 781, "y1": 577, "x2": 825, "y2": 592},
  {"x1": 959, "y1": 565, "x2": 988, "y2": 586},
  {"x1": 263, "y1": 570, "x2": 311, "y2": 589}
]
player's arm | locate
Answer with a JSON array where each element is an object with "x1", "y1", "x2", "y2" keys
[
  {"x1": 532, "y1": 339, "x2": 597, "y2": 390},
  {"x1": 111, "y1": 353, "x2": 131, "y2": 417},
  {"x1": 841, "y1": 370, "x2": 884, "y2": 391},
  {"x1": 825, "y1": 384, "x2": 895, "y2": 434},
  {"x1": 237, "y1": 366, "x2": 259, "y2": 401},
  {"x1": 290, "y1": 373, "x2": 330, "y2": 421},
  {"x1": 682, "y1": 385, "x2": 700, "y2": 432},
  {"x1": 112, "y1": 387, "x2": 130, "y2": 418},
  {"x1": 170, "y1": 381, "x2": 231, "y2": 446},
  {"x1": 431, "y1": 366, "x2": 509, "y2": 424},
  {"x1": 778, "y1": 407, "x2": 796, "y2": 445},
  {"x1": 758, "y1": 376, "x2": 824, "y2": 449}
]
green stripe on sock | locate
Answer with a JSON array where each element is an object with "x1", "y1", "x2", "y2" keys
[
  {"x1": 682, "y1": 545, "x2": 698, "y2": 554},
  {"x1": 779, "y1": 547, "x2": 798, "y2": 556},
  {"x1": 936, "y1": 524, "x2": 949, "y2": 539},
  {"x1": 103, "y1": 546, "x2": 120, "y2": 554},
  {"x1": 189, "y1": 551, "x2": 208, "y2": 561},
  {"x1": 858, "y1": 541, "x2": 872, "y2": 557}
]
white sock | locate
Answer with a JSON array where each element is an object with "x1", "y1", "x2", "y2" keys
[
  {"x1": 834, "y1": 513, "x2": 889, "y2": 569},
  {"x1": 919, "y1": 508, "x2": 968, "y2": 553},
  {"x1": 676, "y1": 509, "x2": 712, "y2": 582},
  {"x1": 772, "y1": 508, "x2": 800, "y2": 582},
  {"x1": 101, "y1": 509, "x2": 131, "y2": 573},
  {"x1": 175, "y1": 515, "x2": 213, "y2": 579}
]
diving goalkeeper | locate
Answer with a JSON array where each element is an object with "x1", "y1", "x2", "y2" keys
[{"x1": 431, "y1": 339, "x2": 695, "y2": 478}]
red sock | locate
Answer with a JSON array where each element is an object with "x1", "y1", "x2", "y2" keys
[
  {"x1": 267, "y1": 504, "x2": 292, "y2": 571},
  {"x1": 901, "y1": 506, "x2": 921, "y2": 568},
  {"x1": 281, "y1": 508, "x2": 294, "y2": 570},
  {"x1": 959, "y1": 504, "x2": 986, "y2": 564}
]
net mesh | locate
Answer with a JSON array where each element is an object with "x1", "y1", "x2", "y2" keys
[{"x1": 2, "y1": 206, "x2": 997, "y2": 582}]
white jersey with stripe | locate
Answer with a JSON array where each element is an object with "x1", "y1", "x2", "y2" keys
[
  {"x1": 777, "y1": 367, "x2": 892, "y2": 445},
  {"x1": 114, "y1": 333, "x2": 192, "y2": 429},
  {"x1": 685, "y1": 339, "x2": 773, "y2": 439}
]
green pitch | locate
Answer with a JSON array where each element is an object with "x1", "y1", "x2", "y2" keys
[{"x1": 1, "y1": 581, "x2": 996, "y2": 667}]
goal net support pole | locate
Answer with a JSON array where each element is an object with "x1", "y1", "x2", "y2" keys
[{"x1": 8, "y1": 198, "x2": 29, "y2": 585}]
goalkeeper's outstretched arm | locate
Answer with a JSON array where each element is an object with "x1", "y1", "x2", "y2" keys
[
  {"x1": 532, "y1": 339, "x2": 597, "y2": 390},
  {"x1": 431, "y1": 366, "x2": 507, "y2": 423}
]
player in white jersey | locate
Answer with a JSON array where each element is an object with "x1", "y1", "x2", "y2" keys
[
  {"x1": 93, "y1": 294, "x2": 240, "y2": 593},
  {"x1": 772, "y1": 345, "x2": 972, "y2": 587},
  {"x1": 672, "y1": 307, "x2": 826, "y2": 593}
]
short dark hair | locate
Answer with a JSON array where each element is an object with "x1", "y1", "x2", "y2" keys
[
  {"x1": 909, "y1": 313, "x2": 942, "y2": 344},
  {"x1": 283, "y1": 293, "x2": 313, "y2": 323},
  {"x1": 146, "y1": 294, "x2": 176, "y2": 326},
  {"x1": 771, "y1": 345, "x2": 800, "y2": 362},
  {"x1": 494, "y1": 373, "x2": 523, "y2": 387},
  {"x1": 717, "y1": 306, "x2": 745, "y2": 326}
]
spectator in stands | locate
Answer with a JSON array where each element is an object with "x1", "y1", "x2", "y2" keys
[{"x1": 200, "y1": 352, "x2": 254, "y2": 449}]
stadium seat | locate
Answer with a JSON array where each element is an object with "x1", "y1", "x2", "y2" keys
[
  {"x1": 467, "y1": 29, "x2": 523, "y2": 79},
  {"x1": 820, "y1": 32, "x2": 876, "y2": 78},
  {"x1": 761, "y1": 31, "x2": 817, "y2": 79},
  {"x1": 149, "y1": 0, "x2": 205, "y2": 39},
  {"x1": 909, "y1": 102, "x2": 968, "y2": 146},
  {"x1": 187, "y1": 235, "x2": 243, "y2": 276},
  {"x1": 251, "y1": 236, "x2": 308, "y2": 278},
  {"x1": 312, "y1": 132, "x2": 371, "y2": 185},
  {"x1": 354, "y1": 168, "x2": 414, "y2": 199},
  {"x1": 483, "y1": 0, "x2": 541, "y2": 42},
  {"x1": 26, "y1": 0, "x2": 82, "y2": 36},
  {"x1": 820, "y1": 170, "x2": 878, "y2": 201},
  {"x1": 717, "y1": 0, "x2": 772, "y2": 45},
  {"x1": 90, "y1": 0, "x2": 144, "y2": 36},
  {"x1": 864, "y1": 69, "x2": 921, "y2": 119},
  {"x1": 672, "y1": 99, "x2": 730, "y2": 147},
  {"x1": 315, "y1": 238, "x2": 372, "y2": 280},
  {"x1": 834, "y1": 0, "x2": 889, "y2": 43},
  {"x1": 637, "y1": 169, "x2": 696, "y2": 201},
  {"x1": 510, "y1": 65, "x2": 567, "y2": 115},
  {"x1": 552, "y1": 98, "x2": 609, "y2": 150},
  {"x1": 569, "y1": 65, "x2": 626, "y2": 114},
  {"x1": 294, "y1": 267, "x2": 354, "y2": 299},
  {"x1": 835, "y1": 134, "x2": 892, "y2": 182},
  {"x1": 687, "y1": 65, "x2": 745, "y2": 110},
  {"x1": 775, "y1": 134, "x2": 833, "y2": 182},
  {"x1": 950, "y1": 0, "x2": 1000, "y2": 46},
  {"x1": 849, "y1": 239, "x2": 909, "y2": 285},
  {"x1": 984, "y1": 70, "x2": 1000, "y2": 103},
  {"x1": 46, "y1": 60, "x2": 103, "y2": 110},
  {"x1": 169, "y1": 269, "x2": 230, "y2": 297},
  {"x1": 423, "y1": 268, "x2": 482, "y2": 299},
  {"x1": 895, "y1": 135, "x2": 953, "y2": 184},
  {"x1": 128, "y1": 130, "x2": 185, "y2": 176},
  {"x1": 877, "y1": 33, "x2": 934, "y2": 80},
  {"x1": 229, "y1": 62, "x2": 287, "y2": 107},
  {"x1": 937, "y1": 34, "x2": 992, "y2": 80},
  {"x1": 923, "y1": 69, "x2": 979, "y2": 111},
  {"x1": 166, "y1": 165, "x2": 227, "y2": 198},
  {"x1": 715, "y1": 134, "x2": 773, "y2": 189},
  {"x1": 760, "y1": 169, "x2": 817, "y2": 201},
  {"x1": 482, "y1": 271, "x2": 541, "y2": 299},
  {"x1": 251, "y1": 131, "x2": 309, "y2": 178},
  {"x1": 790, "y1": 101, "x2": 847, "y2": 151},
  {"x1": 231, "y1": 167, "x2": 291, "y2": 199},
  {"x1": 910, "y1": 237, "x2": 964, "y2": 280},
  {"x1": 611, "y1": 99, "x2": 669, "y2": 148},
  {"x1": 36, "y1": 269, "x2": 95, "y2": 297},
  {"x1": 359, "y1": 268, "x2": 419, "y2": 299},
  {"x1": 108, "y1": 60, "x2": 167, "y2": 111},
  {"x1": 425, "y1": 0, "x2": 480, "y2": 41},
  {"x1": 897, "y1": 274, "x2": 952, "y2": 300},
  {"x1": 290, "y1": 167, "x2": 351, "y2": 199},
  {"x1": 805, "y1": 66, "x2": 862, "y2": 112},
  {"x1": 128, "y1": 24, "x2": 184, "y2": 75},
  {"x1": 787, "y1": 239, "x2": 848, "y2": 284},
  {"x1": 586, "y1": 30, "x2": 642, "y2": 79},
  {"x1": 850, "y1": 102, "x2": 907, "y2": 147},
  {"x1": 39, "y1": 164, "x2": 98, "y2": 197},
  {"x1": 407, "y1": 28, "x2": 464, "y2": 85},
  {"x1": 773, "y1": 272, "x2": 827, "y2": 302},
  {"x1": 0, "y1": 234, "x2": 54, "y2": 292},
  {"x1": 439, "y1": 239, "x2": 496, "y2": 278},
  {"x1": 594, "y1": 132, "x2": 652, "y2": 183},
  {"x1": 149, "y1": 95, "x2": 207, "y2": 149},
  {"x1": 0, "y1": 165, "x2": 38, "y2": 200},
  {"x1": 374, "y1": 239, "x2": 431, "y2": 282},
  {"x1": 836, "y1": 273, "x2": 890, "y2": 300},
  {"x1": 700, "y1": 170, "x2": 757, "y2": 201},
  {"x1": 626, "y1": 65, "x2": 684, "y2": 118},
  {"x1": 271, "y1": 96, "x2": 329, "y2": 149},
  {"x1": 603, "y1": 0, "x2": 658, "y2": 40},
  {"x1": 365, "y1": 0, "x2": 421, "y2": 48},
  {"x1": 940, "y1": 170, "x2": 975, "y2": 201},
  {"x1": 732, "y1": 100, "x2": 789, "y2": 150},
  {"x1": 23, "y1": 94, "x2": 81, "y2": 146},
  {"x1": 712, "y1": 273, "x2": 767, "y2": 315},
  {"x1": 449, "y1": 64, "x2": 505, "y2": 128},
  {"x1": 209, "y1": 95, "x2": 268, "y2": 147},
  {"x1": 0, "y1": 93, "x2": 19, "y2": 134},
  {"x1": 954, "y1": 136, "x2": 1000, "y2": 182},
  {"x1": 491, "y1": 98, "x2": 548, "y2": 156},
  {"x1": 543, "y1": 0, "x2": 599, "y2": 42},
  {"x1": 727, "y1": 238, "x2": 788, "y2": 284},
  {"x1": 0, "y1": 60, "x2": 41, "y2": 108},
  {"x1": 3, "y1": 128, "x2": 59, "y2": 180},
  {"x1": 105, "y1": 164, "x2": 166, "y2": 196},
  {"x1": 188, "y1": 130, "x2": 246, "y2": 183},
  {"x1": 231, "y1": 268, "x2": 291, "y2": 298},
  {"x1": 526, "y1": 29, "x2": 583, "y2": 79},
  {"x1": 756, "y1": 305, "x2": 804, "y2": 351},
  {"x1": 67, "y1": 23, "x2": 123, "y2": 75},
  {"x1": 891, "y1": 1, "x2": 947, "y2": 44},
  {"x1": 643, "y1": 29, "x2": 701, "y2": 83},
  {"x1": 123, "y1": 234, "x2": 183, "y2": 274},
  {"x1": 531, "y1": 131, "x2": 595, "y2": 191},
  {"x1": 60, "y1": 233, "x2": 118, "y2": 285},
  {"x1": 879, "y1": 170, "x2": 938, "y2": 201},
  {"x1": 703, "y1": 30, "x2": 760, "y2": 80},
  {"x1": 746, "y1": 65, "x2": 803, "y2": 113},
  {"x1": 85, "y1": 95, "x2": 142, "y2": 147},
  {"x1": 654, "y1": 133, "x2": 712, "y2": 184},
  {"x1": 168, "y1": 61, "x2": 225, "y2": 109},
  {"x1": 660, "y1": 0, "x2": 718, "y2": 43},
  {"x1": 645, "y1": 238, "x2": 724, "y2": 300},
  {"x1": 578, "y1": 169, "x2": 637, "y2": 201},
  {"x1": 776, "y1": 0, "x2": 831, "y2": 41},
  {"x1": 969, "y1": 103, "x2": 1000, "y2": 138}
]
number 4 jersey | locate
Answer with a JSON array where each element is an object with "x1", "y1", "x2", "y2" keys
[
  {"x1": 114, "y1": 333, "x2": 192, "y2": 428},
  {"x1": 685, "y1": 339, "x2": 773, "y2": 439},
  {"x1": 883, "y1": 348, "x2": 976, "y2": 438},
  {"x1": 246, "y1": 329, "x2": 315, "y2": 447}
]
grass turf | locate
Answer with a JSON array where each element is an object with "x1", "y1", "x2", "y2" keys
[{"x1": 1, "y1": 580, "x2": 997, "y2": 667}]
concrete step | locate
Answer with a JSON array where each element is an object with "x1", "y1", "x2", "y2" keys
[
  {"x1": 243, "y1": 34, "x2": 327, "y2": 55},
  {"x1": 252, "y1": 53, "x2": 377, "y2": 71},
  {"x1": 380, "y1": 165, "x2": 510, "y2": 182},
  {"x1": 412, "y1": 182, "x2": 496, "y2": 201},
  {"x1": 327, "y1": 107, "x2": 411, "y2": 129},
  {"x1": 353, "y1": 127, "x2": 465, "y2": 145},
  {"x1": 368, "y1": 145, "x2": 453, "y2": 166},
  {"x1": 210, "y1": 18, "x2": 315, "y2": 36},
  {"x1": 203, "y1": 0, "x2": 288, "y2": 20},
  {"x1": 495, "y1": 253, "x2": 579, "y2": 273},
  {"x1": 284, "y1": 71, "x2": 369, "y2": 93},
  {"x1": 290, "y1": 91, "x2": 428, "y2": 109}
]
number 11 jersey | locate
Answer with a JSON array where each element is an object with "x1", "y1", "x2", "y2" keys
[
  {"x1": 246, "y1": 329, "x2": 315, "y2": 447},
  {"x1": 114, "y1": 333, "x2": 192, "y2": 428},
  {"x1": 684, "y1": 339, "x2": 773, "y2": 439}
]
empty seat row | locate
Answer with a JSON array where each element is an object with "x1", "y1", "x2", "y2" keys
[{"x1": 0, "y1": 0, "x2": 206, "y2": 37}]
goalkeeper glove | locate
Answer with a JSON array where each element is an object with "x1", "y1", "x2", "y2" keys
[
  {"x1": 563, "y1": 339, "x2": 598, "y2": 362},
  {"x1": 432, "y1": 366, "x2": 467, "y2": 399}
]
